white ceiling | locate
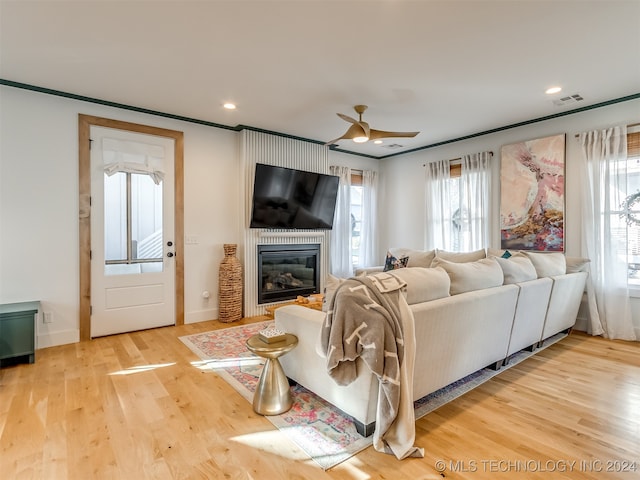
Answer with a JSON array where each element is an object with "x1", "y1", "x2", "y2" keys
[{"x1": 1, "y1": 0, "x2": 639, "y2": 158}]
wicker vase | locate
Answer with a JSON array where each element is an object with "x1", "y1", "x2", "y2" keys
[{"x1": 218, "y1": 244, "x2": 243, "y2": 323}]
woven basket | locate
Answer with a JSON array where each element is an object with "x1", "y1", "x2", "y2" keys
[{"x1": 218, "y1": 244, "x2": 243, "y2": 322}]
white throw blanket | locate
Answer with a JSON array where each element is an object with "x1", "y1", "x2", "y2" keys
[{"x1": 320, "y1": 272, "x2": 424, "y2": 459}]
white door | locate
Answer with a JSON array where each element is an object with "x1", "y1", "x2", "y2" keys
[{"x1": 90, "y1": 126, "x2": 176, "y2": 337}]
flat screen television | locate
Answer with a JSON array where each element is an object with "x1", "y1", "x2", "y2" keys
[{"x1": 250, "y1": 163, "x2": 339, "y2": 229}]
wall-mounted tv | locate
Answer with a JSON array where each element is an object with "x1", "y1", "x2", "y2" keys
[{"x1": 249, "y1": 163, "x2": 339, "y2": 229}]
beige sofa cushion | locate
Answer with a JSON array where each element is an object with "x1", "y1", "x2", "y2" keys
[
  {"x1": 522, "y1": 251, "x2": 566, "y2": 277},
  {"x1": 434, "y1": 248, "x2": 486, "y2": 263},
  {"x1": 494, "y1": 253, "x2": 537, "y2": 284},
  {"x1": 566, "y1": 256, "x2": 591, "y2": 273},
  {"x1": 388, "y1": 247, "x2": 436, "y2": 268},
  {"x1": 389, "y1": 267, "x2": 450, "y2": 304},
  {"x1": 486, "y1": 248, "x2": 507, "y2": 258},
  {"x1": 431, "y1": 257, "x2": 504, "y2": 295}
]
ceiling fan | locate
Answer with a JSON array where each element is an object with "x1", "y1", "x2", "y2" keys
[{"x1": 325, "y1": 105, "x2": 420, "y2": 145}]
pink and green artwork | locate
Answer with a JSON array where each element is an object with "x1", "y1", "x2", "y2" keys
[{"x1": 500, "y1": 134, "x2": 565, "y2": 251}]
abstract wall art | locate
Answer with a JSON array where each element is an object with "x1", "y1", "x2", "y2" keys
[{"x1": 500, "y1": 134, "x2": 565, "y2": 251}]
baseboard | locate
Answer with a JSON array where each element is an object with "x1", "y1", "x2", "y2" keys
[
  {"x1": 185, "y1": 308, "x2": 218, "y2": 324},
  {"x1": 573, "y1": 316, "x2": 588, "y2": 332},
  {"x1": 37, "y1": 329, "x2": 80, "y2": 349},
  {"x1": 573, "y1": 316, "x2": 640, "y2": 340}
]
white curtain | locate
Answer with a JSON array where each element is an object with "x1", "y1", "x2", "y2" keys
[
  {"x1": 425, "y1": 159, "x2": 452, "y2": 250},
  {"x1": 102, "y1": 137, "x2": 165, "y2": 184},
  {"x1": 459, "y1": 152, "x2": 492, "y2": 251},
  {"x1": 358, "y1": 170, "x2": 378, "y2": 269},
  {"x1": 329, "y1": 165, "x2": 353, "y2": 278},
  {"x1": 578, "y1": 126, "x2": 637, "y2": 340}
]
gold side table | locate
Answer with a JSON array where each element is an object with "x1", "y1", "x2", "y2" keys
[{"x1": 246, "y1": 333, "x2": 298, "y2": 415}]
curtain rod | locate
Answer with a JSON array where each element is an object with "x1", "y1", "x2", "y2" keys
[
  {"x1": 574, "y1": 121, "x2": 640, "y2": 138},
  {"x1": 423, "y1": 151, "x2": 493, "y2": 167}
]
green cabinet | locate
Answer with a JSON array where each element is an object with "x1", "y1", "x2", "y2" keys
[{"x1": 0, "y1": 301, "x2": 39, "y2": 365}]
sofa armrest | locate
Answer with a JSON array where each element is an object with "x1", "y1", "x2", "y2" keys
[
  {"x1": 354, "y1": 265, "x2": 384, "y2": 276},
  {"x1": 274, "y1": 304, "x2": 379, "y2": 427},
  {"x1": 274, "y1": 305, "x2": 326, "y2": 361},
  {"x1": 542, "y1": 271, "x2": 588, "y2": 339}
]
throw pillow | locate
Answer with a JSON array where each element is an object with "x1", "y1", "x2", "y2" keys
[
  {"x1": 388, "y1": 247, "x2": 436, "y2": 268},
  {"x1": 322, "y1": 274, "x2": 346, "y2": 312},
  {"x1": 388, "y1": 267, "x2": 450, "y2": 304},
  {"x1": 521, "y1": 251, "x2": 566, "y2": 277},
  {"x1": 433, "y1": 248, "x2": 486, "y2": 263},
  {"x1": 501, "y1": 250, "x2": 512, "y2": 258},
  {"x1": 383, "y1": 251, "x2": 409, "y2": 272},
  {"x1": 431, "y1": 257, "x2": 504, "y2": 295},
  {"x1": 494, "y1": 253, "x2": 537, "y2": 284}
]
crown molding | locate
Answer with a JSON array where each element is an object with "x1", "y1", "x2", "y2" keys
[{"x1": 2, "y1": 78, "x2": 638, "y2": 160}]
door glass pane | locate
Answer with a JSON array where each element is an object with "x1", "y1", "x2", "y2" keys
[
  {"x1": 103, "y1": 172, "x2": 163, "y2": 275},
  {"x1": 104, "y1": 172, "x2": 127, "y2": 262},
  {"x1": 131, "y1": 173, "x2": 163, "y2": 261}
]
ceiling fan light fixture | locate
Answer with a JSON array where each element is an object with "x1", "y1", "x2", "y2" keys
[{"x1": 325, "y1": 105, "x2": 419, "y2": 146}]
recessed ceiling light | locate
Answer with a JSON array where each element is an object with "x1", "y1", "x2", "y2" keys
[
  {"x1": 545, "y1": 86, "x2": 562, "y2": 95},
  {"x1": 223, "y1": 103, "x2": 236, "y2": 110},
  {"x1": 374, "y1": 140, "x2": 383, "y2": 144}
]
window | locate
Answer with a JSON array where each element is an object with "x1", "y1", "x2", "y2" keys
[
  {"x1": 617, "y1": 130, "x2": 640, "y2": 285},
  {"x1": 447, "y1": 164, "x2": 462, "y2": 251},
  {"x1": 425, "y1": 153, "x2": 491, "y2": 252},
  {"x1": 350, "y1": 171, "x2": 363, "y2": 267},
  {"x1": 442, "y1": 163, "x2": 484, "y2": 252},
  {"x1": 104, "y1": 171, "x2": 164, "y2": 274}
]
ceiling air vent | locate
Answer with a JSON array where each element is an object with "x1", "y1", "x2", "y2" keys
[
  {"x1": 381, "y1": 143, "x2": 404, "y2": 149},
  {"x1": 553, "y1": 94, "x2": 584, "y2": 107}
]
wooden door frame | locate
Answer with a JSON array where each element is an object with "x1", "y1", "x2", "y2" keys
[{"x1": 78, "y1": 114, "x2": 185, "y2": 340}]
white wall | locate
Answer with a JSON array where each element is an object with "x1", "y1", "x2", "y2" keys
[
  {"x1": 2, "y1": 86, "x2": 638, "y2": 347},
  {"x1": 379, "y1": 98, "x2": 640, "y2": 334},
  {"x1": 0, "y1": 86, "x2": 376, "y2": 348},
  {"x1": 0, "y1": 87, "x2": 240, "y2": 347}
]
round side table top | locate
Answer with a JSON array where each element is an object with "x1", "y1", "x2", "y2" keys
[{"x1": 246, "y1": 333, "x2": 298, "y2": 358}]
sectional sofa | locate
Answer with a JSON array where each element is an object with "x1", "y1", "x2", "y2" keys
[{"x1": 275, "y1": 248, "x2": 589, "y2": 436}]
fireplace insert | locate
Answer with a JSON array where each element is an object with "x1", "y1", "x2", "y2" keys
[{"x1": 257, "y1": 244, "x2": 320, "y2": 304}]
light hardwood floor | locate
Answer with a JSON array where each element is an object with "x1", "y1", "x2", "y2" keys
[{"x1": 1, "y1": 318, "x2": 639, "y2": 480}]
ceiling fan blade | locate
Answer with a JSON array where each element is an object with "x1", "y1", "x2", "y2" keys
[
  {"x1": 337, "y1": 113, "x2": 370, "y2": 138},
  {"x1": 325, "y1": 135, "x2": 347, "y2": 146},
  {"x1": 359, "y1": 121, "x2": 370, "y2": 139},
  {"x1": 337, "y1": 113, "x2": 359, "y2": 124},
  {"x1": 325, "y1": 123, "x2": 369, "y2": 145},
  {"x1": 368, "y1": 129, "x2": 420, "y2": 140}
]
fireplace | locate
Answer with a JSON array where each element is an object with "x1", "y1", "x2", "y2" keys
[{"x1": 257, "y1": 244, "x2": 320, "y2": 304}]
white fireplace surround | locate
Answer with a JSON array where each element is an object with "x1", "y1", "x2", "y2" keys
[{"x1": 241, "y1": 131, "x2": 331, "y2": 317}]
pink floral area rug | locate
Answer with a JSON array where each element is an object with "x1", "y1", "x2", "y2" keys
[
  {"x1": 179, "y1": 321, "x2": 567, "y2": 470},
  {"x1": 179, "y1": 321, "x2": 372, "y2": 470}
]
